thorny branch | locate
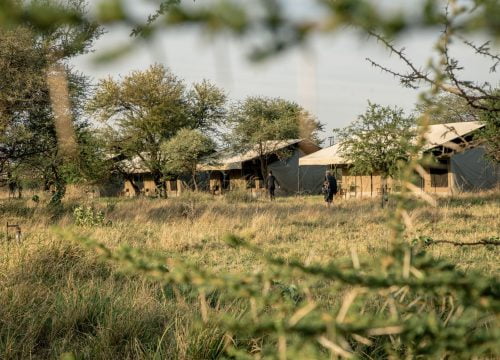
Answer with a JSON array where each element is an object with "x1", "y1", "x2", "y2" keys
[
  {"x1": 366, "y1": 30, "x2": 431, "y2": 90},
  {"x1": 365, "y1": 26, "x2": 500, "y2": 113},
  {"x1": 458, "y1": 36, "x2": 500, "y2": 73}
]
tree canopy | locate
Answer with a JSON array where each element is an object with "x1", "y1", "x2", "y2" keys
[
  {"x1": 88, "y1": 64, "x2": 226, "y2": 196},
  {"x1": 161, "y1": 128, "x2": 215, "y2": 190},
  {"x1": 335, "y1": 102, "x2": 417, "y2": 179},
  {"x1": 187, "y1": 80, "x2": 227, "y2": 134},
  {"x1": 415, "y1": 94, "x2": 481, "y2": 124},
  {"x1": 226, "y1": 96, "x2": 323, "y2": 179},
  {"x1": 0, "y1": 0, "x2": 102, "y2": 205},
  {"x1": 478, "y1": 93, "x2": 500, "y2": 162}
]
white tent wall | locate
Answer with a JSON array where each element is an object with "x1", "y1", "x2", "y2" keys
[{"x1": 451, "y1": 147, "x2": 500, "y2": 192}]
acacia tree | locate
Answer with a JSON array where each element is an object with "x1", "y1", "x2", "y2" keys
[
  {"x1": 88, "y1": 64, "x2": 188, "y2": 197},
  {"x1": 188, "y1": 80, "x2": 227, "y2": 135},
  {"x1": 161, "y1": 128, "x2": 215, "y2": 190},
  {"x1": 335, "y1": 102, "x2": 416, "y2": 207},
  {"x1": 415, "y1": 94, "x2": 481, "y2": 124},
  {"x1": 226, "y1": 96, "x2": 322, "y2": 181},
  {"x1": 88, "y1": 65, "x2": 226, "y2": 196},
  {"x1": 0, "y1": 0, "x2": 102, "y2": 205}
]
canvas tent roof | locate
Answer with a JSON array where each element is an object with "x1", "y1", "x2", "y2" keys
[
  {"x1": 115, "y1": 154, "x2": 150, "y2": 174},
  {"x1": 112, "y1": 140, "x2": 318, "y2": 174},
  {"x1": 299, "y1": 121, "x2": 485, "y2": 166},
  {"x1": 421, "y1": 121, "x2": 484, "y2": 150},
  {"x1": 199, "y1": 139, "x2": 310, "y2": 171},
  {"x1": 298, "y1": 143, "x2": 348, "y2": 166}
]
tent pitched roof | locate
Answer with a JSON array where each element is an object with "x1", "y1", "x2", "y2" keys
[
  {"x1": 114, "y1": 153, "x2": 151, "y2": 174},
  {"x1": 298, "y1": 143, "x2": 348, "y2": 166},
  {"x1": 199, "y1": 139, "x2": 307, "y2": 171},
  {"x1": 113, "y1": 140, "x2": 319, "y2": 174},
  {"x1": 422, "y1": 121, "x2": 484, "y2": 150},
  {"x1": 299, "y1": 121, "x2": 485, "y2": 166}
]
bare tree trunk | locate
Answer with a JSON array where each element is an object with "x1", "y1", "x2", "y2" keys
[
  {"x1": 46, "y1": 60, "x2": 77, "y2": 207},
  {"x1": 43, "y1": 177, "x2": 51, "y2": 192},
  {"x1": 370, "y1": 174, "x2": 373, "y2": 198},
  {"x1": 258, "y1": 143, "x2": 268, "y2": 182},
  {"x1": 192, "y1": 172, "x2": 198, "y2": 191},
  {"x1": 260, "y1": 158, "x2": 268, "y2": 182},
  {"x1": 49, "y1": 164, "x2": 66, "y2": 208},
  {"x1": 46, "y1": 62, "x2": 77, "y2": 159},
  {"x1": 381, "y1": 176, "x2": 387, "y2": 208},
  {"x1": 153, "y1": 172, "x2": 166, "y2": 198},
  {"x1": 7, "y1": 172, "x2": 15, "y2": 199}
]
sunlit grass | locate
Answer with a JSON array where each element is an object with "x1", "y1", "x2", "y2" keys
[{"x1": 0, "y1": 191, "x2": 498, "y2": 358}]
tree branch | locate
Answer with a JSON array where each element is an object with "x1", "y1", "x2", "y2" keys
[
  {"x1": 365, "y1": 29, "x2": 500, "y2": 112},
  {"x1": 427, "y1": 239, "x2": 500, "y2": 247},
  {"x1": 458, "y1": 36, "x2": 500, "y2": 73}
]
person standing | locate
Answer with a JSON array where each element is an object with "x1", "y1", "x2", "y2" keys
[
  {"x1": 266, "y1": 170, "x2": 279, "y2": 201},
  {"x1": 323, "y1": 171, "x2": 338, "y2": 207}
]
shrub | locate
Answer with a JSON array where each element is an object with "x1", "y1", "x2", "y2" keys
[{"x1": 73, "y1": 206, "x2": 107, "y2": 227}]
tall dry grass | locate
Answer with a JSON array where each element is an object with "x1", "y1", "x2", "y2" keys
[{"x1": 0, "y1": 191, "x2": 498, "y2": 358}]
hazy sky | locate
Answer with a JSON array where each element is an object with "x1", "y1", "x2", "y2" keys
[{"x1": 72, "y1": 1, "x2": 499, "y2": 137}]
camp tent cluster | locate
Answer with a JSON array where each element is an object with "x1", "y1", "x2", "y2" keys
[
  {"x1": 106, "y1": 121, "x2": 498, "y2": 198},
  {"x1": 198, "y1": 139, "x2": 325, "y2": 196},
  {"x1": 299, "y1": 121, "x2": 500, "y2": 197}
]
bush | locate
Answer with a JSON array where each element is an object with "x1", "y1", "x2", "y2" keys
[{"x1": 73, "y1": 206, "x2": 107, "y2": 227}]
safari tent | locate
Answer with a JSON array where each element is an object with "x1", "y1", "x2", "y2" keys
[
  {"x1": 199, "y1": 139, "x2": 324, "y2": 195},
  {"x1": 299, "y1": 121, "x2": 499, "y2": 197},
  {"x1": 106, "y1": 154, "x2": 186, "y2": 197}
]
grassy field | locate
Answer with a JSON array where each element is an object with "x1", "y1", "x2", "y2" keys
[{"x1": 0, "y1": 191, "x2": 498, "y2": 359}]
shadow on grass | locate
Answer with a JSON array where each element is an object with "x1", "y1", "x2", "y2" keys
[
  {"x1": 0, "y1": 240, "x2": 229, "y2": 359},
  {"x1": 0, "y1": 199, "x2": 35, "y2": 218},
  {"x1": 439, "y1": 191, "x2": 500, "y2": 208}
]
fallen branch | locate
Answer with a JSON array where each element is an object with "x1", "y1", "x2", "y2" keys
[{"x1": 428, "y1": 239, "x2": 500, "y2": 247}]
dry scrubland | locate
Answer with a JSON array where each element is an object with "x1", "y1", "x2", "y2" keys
[{"x1": 0, "y1": 191, "x2": 498, "y2": 359}]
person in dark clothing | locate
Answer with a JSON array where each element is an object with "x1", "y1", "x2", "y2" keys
[
  {"x1": 266, "y1": 170, "x2": 280, "y2": 201},
  {"x1": 323, "y1": 171, "x2": 338, "y2": 207}
]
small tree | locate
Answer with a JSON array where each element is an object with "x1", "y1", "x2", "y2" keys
[
  {"x1": 0, "y1": 0, "x2": 102, "y2": 206},
  {"x1": 161, "y1": 129, "x2": 215, "y2": 190},
  {"x1": 88, "y1": 66, "x2": 227, "y2": 196},
  {"x1": 335, "y1": 102, "x2": 416, "y2": 207},
  {"x1": 88, "y1": 64, "x2": 190, "y2": 197},
  {"x1": 415, "y1": 93, "x2": 481, "y2": 124},
  {"x1": 226, "y1": 96, "x2": 322, "y2": 180}
]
